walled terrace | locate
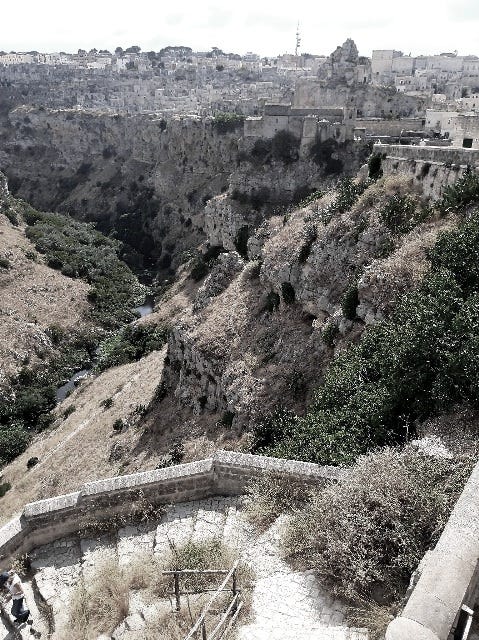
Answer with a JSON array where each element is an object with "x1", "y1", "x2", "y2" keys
[
  {"x1": 0, "y1": 451, "x2": 366, "y2": 640},
  {"x1": 1, "y1": 450, "x2": 479, "y2": 639}
]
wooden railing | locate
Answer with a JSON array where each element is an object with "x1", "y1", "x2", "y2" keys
[{"x1": 162, "y1": 560, "x2": 241, "y2": 640}]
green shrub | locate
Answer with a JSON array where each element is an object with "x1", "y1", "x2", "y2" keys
[
  {"x1": 284, "y1": 447, "x2": 472, "y2": 602},
  {"x1": 27, "y1": 456, "x2": 39, "y2": 469},
  {"x1": 0, "y1": 424, "x2": 31, "y2": 465},
  {"x1": 379, "y1": 194, "x2": 426, "y2": 234},
  {"x1": 256, "y1": 205, "x2": 479, "y2": 463},
  {"x1": 320, "y1": 178, "x2": 370, "y2": 224},
  {"x1": 0, "y1": 330, "x2": 98, "y2": 464},
  {"x1": 367, "y1": 153, "x2": 383, "y2": 180},
  {"x1": 298, "y1": 225, "x2": 318, "y2": 263},
  {"x1": 251, "y1": 407, "x2": 299, "y2": 453},
  {"x1": 113, "y1": 418, "x2": 124, "y2": 432},
  {"x1": 212, "y1": 112, "x2": 245, "y2": 134},
  {"x1": 341, "y1": 284, "x2": 359, "y2": 320},
  {"x1": 281, "y1": 282, "x2": 295, "y2": 304},
  {"x1": 437, "y1": 170, "x2": 479, "y2": 214},
  {"x1": 24, "y1": 209, "x2": 144, "y2": 328},
  {"x1": 250, "y1": 138, "x2": 272, "y2": 163},
  {"x1": 322, "y1": 321, "x2": 339, "y2": 347},
  {"x1": 271, "y1": 130, "x2": 300, "y2": 163},
  {"x1": 100, "y1": 397, "x2": 114, "y2": 410},
  {"x1": 63, "y1": 405, "x2": 76, "y2": 418},
  {"x1": 0, "y1": 481, "x2": 11, "y2": 497},
  {"x1": 96, "y1": 323, "x2": 169, "y2": 372},
  {"x1": 264, "y1": 291, "x2": 280, "y2": 313},
  {"x1": 3, "y1": 207, "x2": 19, "y2": 226},
  {"x1": 0, "y1": 256, "x2": 11, "y2": 270}
]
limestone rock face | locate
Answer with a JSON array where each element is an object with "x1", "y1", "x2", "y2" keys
[
  {"x1": 161, "y1": 175, "x2": 449, "y2": 428},
  {"x1": 0, "y1": 108, "x2": 241, "y2": 270},
  {"x1": 330, "y1": 39, "x2": 359, "y2": 65}
]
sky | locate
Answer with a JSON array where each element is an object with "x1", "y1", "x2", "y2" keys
[{"x1": 1, "y1": 0, "x2": 479, "y2": 58}]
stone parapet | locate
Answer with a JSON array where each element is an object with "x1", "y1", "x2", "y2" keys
[
  {"x1": 0, "y1": 451, "x2": 339, "y2": 566},
  {"x1": 386, "y1": 459, "x2": 479, "y2": 640},
  {"x1": 374, "y1": 143, "x2": 479, "y2": 167}
]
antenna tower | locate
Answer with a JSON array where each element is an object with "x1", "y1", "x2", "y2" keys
[{"x1": 295, "y1": 23, "x2": 301, "y2": 57}]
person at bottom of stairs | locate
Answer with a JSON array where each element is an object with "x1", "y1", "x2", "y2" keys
[{"x1": 0, "y1": 569, "x2": 41, "y2": 636}]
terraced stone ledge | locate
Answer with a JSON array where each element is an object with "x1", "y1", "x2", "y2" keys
[{"x1": 0, "y1": 450, "x2": 340, "y2": 566}]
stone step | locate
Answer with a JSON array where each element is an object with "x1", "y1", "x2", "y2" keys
[
  {"x1": 190, "y1": 503, "x2": 227, "y2": 544},
  {"x1": 154, "y1": 501, "x2": 198, "y2": 557},
  {"x1": 31, "y1": 534, "x2": 82, "y2": 637},
  {"x1": 116, "y1": 523, "x2": 156, "y2": 567}
]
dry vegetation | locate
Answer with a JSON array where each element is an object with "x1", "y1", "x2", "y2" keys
[
  {"x1": 62, "y1": 539, "x2": 252, "y2": 640},
  {"x1": 0, "y1": 212, "x2": 91, "y2": 382}
]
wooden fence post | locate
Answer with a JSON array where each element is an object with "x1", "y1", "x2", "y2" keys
[
  {"x1": 232, "y1": 568, "x2": 237, "y2": 612},
  {"x1": 174, "y1": 572, "x2": 181, "y2": 611}
]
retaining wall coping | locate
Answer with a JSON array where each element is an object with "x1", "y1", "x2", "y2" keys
[
  {"x1": 80, "y1": 458, "x2": 214, "y2": 497},
  {"x1": 0, "y1": 517, "x2": 22, "y2": 550},
  {"x1": 23, "y1": 492, "x2": 81, "y2": 518},
  {"x1": 213, "y1": 450, "x2": 341, "y2": 479}
]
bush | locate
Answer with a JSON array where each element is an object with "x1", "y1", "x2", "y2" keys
[
  {"x1": 379, "y1": 194, "x2": 426, "y2": 234},
  {"x1": 284, "y1": 447, "x2": 472, "y2": 603},
  {"x1": 212, "y1": 112, "x2": 245, "y2": 134},
  {"x1": 368, "y1": 153, "x2": 383, "y2": 180},
  {"x1": 2, "y1": 207, "x2": 19, "y2": 226},
  {"x1": 341, "y1": 284, "x2": 359, "y2": 320},
  {"x1": 112, "y1": 419, "x2": 124, "y2": 432},
  {"x1": 27, "y1": 456, "x2": 39, "y2": 469},
  {"x1": 24, "y1": 208, "x2": 144, "y2": 328},
  {"x1": 0, "y1": 481, "x2": 11, "y2": 497},
  {"x1": 271, "y1": 130, "x2": 300, "y2": 163},
  {"x1": 63, "y1": 405, "x2": 76, "y2": 418},
  {"x1": 0, "y1": 256, "x2": 11, "y2": 270},
  {"x1": 244, "y1": 472, "x2": 312, "y2": 530},
  {"x1": 320, "y1": 178, "x2": 370, "y2": 224},
  {"x1": 322, "y1": 321, "x2": 339, "y2": 347},
  {"x1": 250, "y1": 138, "x2": 272, "y2": 163},
  {"x1": 264, "y1": 291, "x2": 280, "y2": 313},
  {"x1": 251, "y1": 407, "x2": 299, "y2": 453},
  {"x1": 0, "y1": 424, "x2": 31, "y2": 465},
  {"x1": 437, "y1": 170, "x2": 479, "y2": 214},
  {"x1": 281, "y1": 282, "x2": 295, "y2": 304},
  {"x1": 96, "y1": 323, "x2": 169, "y2": 372}
]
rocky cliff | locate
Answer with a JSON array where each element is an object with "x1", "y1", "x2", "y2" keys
[{"x1": 159, "y1": 173, "x2": 452, "y2": 430}]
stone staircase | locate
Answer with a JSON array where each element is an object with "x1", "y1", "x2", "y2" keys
[{"x1": 12, "y1": 496, "x2": 368, "y2": 640}]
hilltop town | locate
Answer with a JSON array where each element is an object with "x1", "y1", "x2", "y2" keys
[{"x1": 2, "y1": 39, "x2": 479, "y2": 148}]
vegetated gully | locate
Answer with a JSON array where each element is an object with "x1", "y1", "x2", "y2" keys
[{"x1": 55, "y1": 293, "x2": 155, "y2": 402}]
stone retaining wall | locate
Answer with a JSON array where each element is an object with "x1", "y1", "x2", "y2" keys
[
  {"x1": 386, "y1": 459, "x2": 479, "y2": 640},
  {"x1": 373, "y1": 143, "x2": 479, "y2": 199},
  {"x1": 0, "y1": 450, "x2": 339, "y2": 567}
]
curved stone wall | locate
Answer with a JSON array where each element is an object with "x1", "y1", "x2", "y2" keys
[{"x1": 0, "y1": 450, "x2": 340, "y2": 568}]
